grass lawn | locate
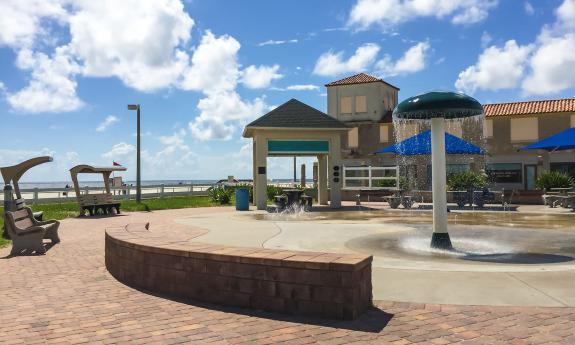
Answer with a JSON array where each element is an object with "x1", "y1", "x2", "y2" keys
[{"x1": 0, "y1": 195, "x2": 229, "y2": 248}]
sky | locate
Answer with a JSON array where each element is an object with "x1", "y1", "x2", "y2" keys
[{"x1": 1, "y1": 0, "x2": 575, "y2": 182}]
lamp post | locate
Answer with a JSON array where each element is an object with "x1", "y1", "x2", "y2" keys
[{"x1": 127, "y1": 104, "x2": 141, "y2": 203}]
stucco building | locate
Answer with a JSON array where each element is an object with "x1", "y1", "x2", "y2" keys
[{"x1": 324, "y1": 73, "x2": 575, "y2": 191}]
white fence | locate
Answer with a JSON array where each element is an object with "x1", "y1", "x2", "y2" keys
[
  {"x1": 343, "y1": 166, "x2": 399, "y2": 189},
  {"x1": 1, "y1": 183, "x2": 212, "y2": 204}
]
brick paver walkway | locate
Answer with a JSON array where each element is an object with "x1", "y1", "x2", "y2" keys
[{"x1": 1, "y1": 208, "x2": 574, "y2": 344}]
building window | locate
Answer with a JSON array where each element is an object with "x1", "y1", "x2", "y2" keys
[
  {"x1": 379, "y1": 124, "x2": 389, "y2": 143},
  {"x1": 486, "y1": 163, "x2": 522, "y2": 183},
  {"x1": 348, "y1": 127, "x2": 359, "y2": 148},
  {"x1": 355, "y1": 95, "x2": 367, "y2": 113},
  {"x1": 571, "y1": 114, "x2": 575, "y2": 127},
  {"x1": 551, "y1": 162, "x2": 575, "y2": 179},
  {"x1": 484, "y1": 119, "x2": 493, "y2": 138},
  {"x1": 510, "y1": 117, "x2": 538, "y2": 142},
  {"x1": 341, "y1": 96, "x2": 352, "y2": 114}
]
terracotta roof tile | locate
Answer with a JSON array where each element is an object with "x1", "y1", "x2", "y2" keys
[
  {"x1": 325, "y1": 72, "x2": 400, "y2": 90},
  {"x1": 484, "y1": 98, "x2": 575, "y2": 117}
]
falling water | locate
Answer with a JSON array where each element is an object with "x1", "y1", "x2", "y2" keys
[{"x1": 391, "y1": 112, "x2": 487, "y2": 194}]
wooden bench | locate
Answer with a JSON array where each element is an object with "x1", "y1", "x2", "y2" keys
[
  {"x1": 79, "y1": 194, "x2": 121, "y2": 216},
  {"x1": 4, "y1": 207, "x2": 60, "y2": 255}
]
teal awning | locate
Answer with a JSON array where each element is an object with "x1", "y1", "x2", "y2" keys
[{"x1": 268, "y1": 140, "x2": 329, "y2": 155}]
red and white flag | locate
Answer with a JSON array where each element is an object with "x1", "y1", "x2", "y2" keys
[{"x1": 113, "y1": 161, "x2": 122, "y2": 166}]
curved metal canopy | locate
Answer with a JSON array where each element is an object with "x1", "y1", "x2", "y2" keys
[
  {"x1": 393, "y1": 91, "x2": 484, "y2": 120},
  {"x1": 1, "y1": 156, "x2": 53, "y2": 199}
]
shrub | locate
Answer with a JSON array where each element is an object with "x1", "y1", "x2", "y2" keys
[
  {"x1": 266, "y1": 185, "x2": 284, "y2": 201},
  {"x1": 208, "y1": 186, "x2": 233, "y2": 204},
  {"x1": 376, "y1": 176, "x2": 408, "y2": 190},
  {"x1": 535, "y1": 171, "x2": 574, "y2": 191},
  {"x1": 447, "y1": 171, "x2": 487, "y2": 191}
]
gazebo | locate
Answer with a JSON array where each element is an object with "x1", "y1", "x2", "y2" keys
[
  {"x1": 69, "y1": 164, "x2": 127, "y2": 215},
  {"x1": 243, "y1": 99, "x2": 350, "y2": 210}
]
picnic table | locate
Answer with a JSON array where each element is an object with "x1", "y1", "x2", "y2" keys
[{"x1": 283, "y1": 189, "x2": 304, "y2": 206}]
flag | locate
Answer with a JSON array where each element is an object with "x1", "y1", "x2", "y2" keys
[{"x1": 113, "y1": 161, "x2": 121, "y2": 166}]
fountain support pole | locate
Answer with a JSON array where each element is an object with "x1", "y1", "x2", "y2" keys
[{"x1": 430, "y1": 117, "x2": 452, "y2": 250}]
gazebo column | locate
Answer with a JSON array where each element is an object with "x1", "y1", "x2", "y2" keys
[
  {"x1": 328, "y1": 136, "x2": 342, "y2": 209},
  {"x1": 252, "y1": 138, "x2": 257, "y2": 206},
  {"x1": 317, "y1": 155, "x2": 328, "y2": 205},
  {"x1": 254, "y1": 135, "x2": 268, "y2": 210}
]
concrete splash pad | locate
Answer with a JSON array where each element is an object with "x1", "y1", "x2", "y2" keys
[{"x1": 177, "y1": 208, "x2": 575, "y2": 307}]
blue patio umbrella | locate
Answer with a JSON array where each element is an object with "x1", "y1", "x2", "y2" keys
[
  {"x1": 521, "y1": 126, "x2": 575, "y2": 151},
  {"x1": 375, "y1": 130, "x2": 484, "y2": 156}
]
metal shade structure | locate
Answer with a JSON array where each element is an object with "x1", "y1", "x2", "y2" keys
[
  {"x1": 521, "y1": 126, "x2": 575, "y2": 152},
  {"x1": 393, "y1": 91, "x2": 484, "y2": 250},
  {"x1": 376, "y1": 130, "x2": 484, "y2": 156},
  {"x1": 69, "y1": 164, "x2": 127, "y2": 201},
  {"x1": 393, "y1": 91, "x2": 484, "y2": 120},
  {"x1": 1, "y1": 156, "x2": 53, "y2": 199}
]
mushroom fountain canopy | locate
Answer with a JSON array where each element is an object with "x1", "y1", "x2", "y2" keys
[{"x1": 393, "y1": 91, "x2": 484, "y2": 120}]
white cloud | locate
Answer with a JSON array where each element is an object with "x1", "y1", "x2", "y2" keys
[
  {"x1": 376, "y1": 41, "x2": 430, "y2": 76},
  {"x1": 102, "y1": 142, "x2": 135, "y2": 159},
  {"x1": 524, "y1": 2, "x2": 535, "y2": 15},
  {"x1": 286, "y1": 84, "x2": 320, "y2": 91},
  {"x1": 313, "y1": 43, "x2": 380, "y2": 76},
  {"x1": 188, "y1": 91, "x2": 267, "y2": 140},
  {"x1": 0, "y1": 0, "x2": 68, "y2": 48},
  {"x1": 455, "y1": 40, "x2": 533, "y2": 94},
  {"x1": 456, "y1": 0, "x2": 575, "y2": 95},
  {"x1": 258, "y1": 39, "x2": 298, "y2": 46},
  {"x1": 522, "y1": 33, "x2": 575, "y2": 95},
  {"x1": 241, "y1": 64, "x2": 283, "y2": 89},
  {"x1": 7, "y1": 47, "x2": 83, "y2": 113},
  {"x1": 68, "y1": 0, "x2": 194, "y2": 92},
  {"x1": 180, "y1": 31, "x2": 240, "y2": 94},
  {"x1": 348, "y1": 0, "x2": 498, "y2": 29},
  {"x1": 96, "y1": 115, "x2": 120, "y2": 132}
]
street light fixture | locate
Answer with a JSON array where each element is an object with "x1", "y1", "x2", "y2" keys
[{"x1": 127, "y1": 104, "x2": 141, "y2": 203}]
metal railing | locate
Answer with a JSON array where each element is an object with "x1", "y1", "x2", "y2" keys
[
  {"x1": 343, "y1": 166, "x2": 399, "y2": 189},
  {"x1": 0, "y1": 183, "x2": 212, "y2": 204}
]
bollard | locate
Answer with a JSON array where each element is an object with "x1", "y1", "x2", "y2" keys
[
  {"x1": 33, "y1": 187, "x2": 39, "y2": 204},
  {"x1": 3, "y1": 185, "x2": 14, "y2": 239},
  {"x1": 160, "y1": 184, "x2": 165, "y2": 198}
]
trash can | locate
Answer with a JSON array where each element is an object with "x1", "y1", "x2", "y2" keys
[{"x1": 235, "y1": 188, "x2": 250, "y2": 211}]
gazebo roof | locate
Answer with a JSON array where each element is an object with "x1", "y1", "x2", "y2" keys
[{"x1": 243, "y1": 99, "x2": 349, "y2": 138}]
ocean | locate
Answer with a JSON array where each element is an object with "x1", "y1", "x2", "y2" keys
[{"x1": 18, "y1": 179, "x2": 302, "y2": 189}]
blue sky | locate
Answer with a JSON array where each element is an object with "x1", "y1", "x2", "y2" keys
[{"x1": 1, "y1": 0, "x2": 574, "y2": 181}]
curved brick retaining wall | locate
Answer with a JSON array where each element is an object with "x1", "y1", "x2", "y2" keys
[{"x1": 105, "y1": 224, "x2": 373, "y2": 320}]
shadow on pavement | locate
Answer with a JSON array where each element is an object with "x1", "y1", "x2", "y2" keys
[
  {"x1": 140, "y1": 288, "x2": 393, "y2": 333},
  {"x1": 462, "y1": 252, "x2": 574, "y2": 264}
]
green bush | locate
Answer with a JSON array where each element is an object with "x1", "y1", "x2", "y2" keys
[
  {"x1": 208, "y1": 186, "x2": 233, "y2": 204},
  {"x1": 266, "y1": 185, "x2": 284, "y2": 201},
  {"x1": 447, "y1": 171, "x2": 488, "y2": 191},
  {"x1": 535, "y1": 171, "x2": 574, "y2": 191},
  {"x1": 376, "y1": 176, "x2": 408, "y2": 190}
]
